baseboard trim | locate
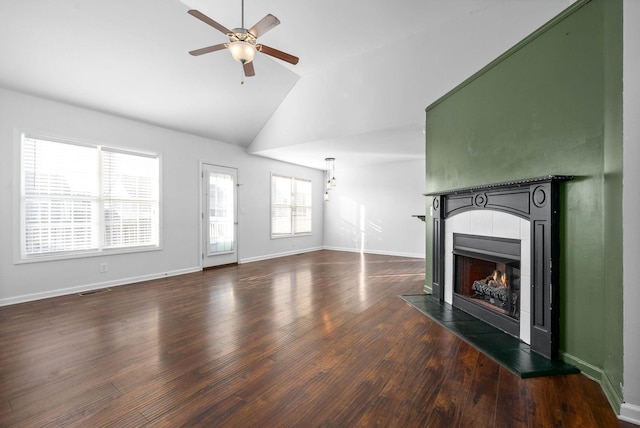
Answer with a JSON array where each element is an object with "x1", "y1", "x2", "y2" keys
[
  {"x1": 0, "y1": 266, "x2": 202, "y2": 307},
  {"x1": 322, "y1": 246, "x2": 425, "y2": 259},
  {"x1": 602, "y1": 371, "x2": 624, "y2": 417},
  {"x1": 239, "y1": 247, "x2": 324, "y2": 264},
  {"x1": 561, "y1": 351, "x2": 624, "y2": 417},
  {"x1": 561, "y1": 352, "x2": 603, "y2": 382},
  {"x1": 238, "y1": 246, "x2": 424, "y2": 264},
  {"x1": 620, "y1": 403, "x2": 640, "y2": 425}
]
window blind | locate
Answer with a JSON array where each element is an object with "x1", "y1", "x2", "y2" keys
[
  {"x1": 271, "y1": 175, "x2": 292, "y2": 235},
  {"x1": 21, "y1": 135, "x2": 159, "y2": 258},
  {"x1": 271, "y1": 174, "x2": 311, "y2": 237},
  {"x1": 292, "y1": 179, "x2": 312, "y2": 234},
  {"x1": 22, "y1": 137, "x2": 99, "y2": 255},
  {"x1": 102, "y1": 149, "x2": 159, "y2": 249}
]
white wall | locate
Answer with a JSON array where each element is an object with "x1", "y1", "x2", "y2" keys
[
  {"x1": 0, "y1": 88, "x2": 324, "y2": 306},
  {"x1": 621, "y1": 0, "x2": 640, "y2": 423},
  {"x1": 249, "y1": 3, "x2": 573, "y2": 155},
  {"x1": 323, "y1": 159, "x2": 425, "y2": 259}
]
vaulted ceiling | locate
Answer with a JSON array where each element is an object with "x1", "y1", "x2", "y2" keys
[{"x1": 0, "y1": 0, "x2": 575, "y2": 169}]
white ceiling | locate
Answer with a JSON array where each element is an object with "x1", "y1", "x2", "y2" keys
[{"x1": 0, "y1": 0, "x2": 575, "y2": 170}]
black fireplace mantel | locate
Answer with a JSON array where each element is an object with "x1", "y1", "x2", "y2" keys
[{"x1": 425, "y1": 175, "x2": 572, "y2": 359}]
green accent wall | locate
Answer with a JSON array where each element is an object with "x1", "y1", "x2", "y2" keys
[
  {"x1": 424, "y1": 0, "x2": 623, "y2": 410},
  {"x1": 601, "y1": 0, "x2": 624, "y2": 411}
]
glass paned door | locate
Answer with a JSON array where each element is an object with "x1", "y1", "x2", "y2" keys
[{"x1": 202, "y1": 164, "x2": 237, "y2": 267}]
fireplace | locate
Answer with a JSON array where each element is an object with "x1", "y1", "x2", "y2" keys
[{"x1": 427, "y1": 176, "x2": 571, "y2": 359}]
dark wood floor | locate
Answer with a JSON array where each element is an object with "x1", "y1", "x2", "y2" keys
[{"x1": 0, "y1": 250, "x2": 632, "y2": 427}]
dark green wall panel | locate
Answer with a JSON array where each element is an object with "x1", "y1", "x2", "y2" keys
[
  {"x1": 601, "y1": 0, "x2": 624, "y2": 409},
  {"x1": 425, "y1": 0, "x2": 623, "y2": 403}
]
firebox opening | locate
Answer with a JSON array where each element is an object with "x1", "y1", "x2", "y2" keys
[
  {"x1": 452, "y1": 233, "x2": 521, "y2": 335},
  {"x1": 454, "y1": 255, "x2": 521, "y2": 320}
]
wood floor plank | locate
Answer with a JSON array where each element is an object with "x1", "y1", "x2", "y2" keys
[
  {"x1": 0, "y1": 250, "x2": 632, "y2": 427},
  {"x1": 526, "y1": 376, "x2": 565, "y2": 427},
  {"x1": 425, "y1": 339, "x2": 479, "y2": 427},
  {"x1": 555, "y1": 373, "x2": 621, "y2": 427},
  {"x1": 494, "y1": 366, "x2": 529, "y2": 428},
  {"x1": 4, "y1": 382, "x2": 122, "y2": 428},
  {"x1": 457, "y1": 352, "x2": 501, "y2": 426},
  {"x1": 0, "y1": 400, "x2": 11, "y2": 417}
]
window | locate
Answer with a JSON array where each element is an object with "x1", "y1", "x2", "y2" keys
[
  {"x1": 271, "y1": 174, "x2": 312, "y2": 237},
  {"x1": 21, "y1": 134, "x2": 160, "y2": 259}
]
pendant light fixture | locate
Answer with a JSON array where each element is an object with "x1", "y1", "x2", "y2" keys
[{"x1": 324, "y1": 157, "x2": 336, "y2": 201}]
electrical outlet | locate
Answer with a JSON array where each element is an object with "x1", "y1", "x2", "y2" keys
[{"x1": 99, "y1": 263, "x2": 108, "y2": 273}]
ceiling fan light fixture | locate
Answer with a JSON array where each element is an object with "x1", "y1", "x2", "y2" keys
[{"x1": 228, "y1": 41, "x2": 256, "y2": 64}]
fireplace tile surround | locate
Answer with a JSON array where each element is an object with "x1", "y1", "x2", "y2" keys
[
  {"x1": 426, "y1": 176, "x2": 572, "y2": 359},
  {"x1": 446, "y1": 213, "x2": 529, "y2": 341}
]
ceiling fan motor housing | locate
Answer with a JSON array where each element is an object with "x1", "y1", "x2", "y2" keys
[{"x1": 228, "y1": 28, "x2": 257, "y2": 44}]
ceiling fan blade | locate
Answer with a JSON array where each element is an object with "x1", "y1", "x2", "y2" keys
[
  {"x1": 189, "y1": 43, "x2": 227, "y2": 56},
  {"x1": 243, "y1": 62, "x2": 255, "y2": 77},
  {"x1": 259, "y1": 44, "x2": 299, "y2": 65},
  {"x1": 188, "y1": 10, "x2": 231, "y2": 35},
  {"x1": 248, "y1": 14, "x2": 280, "y2": 38}
]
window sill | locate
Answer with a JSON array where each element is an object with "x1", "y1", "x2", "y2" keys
[
  {"x1": 15, "y1": 245, "x2": 162, "y2": 265},
  {"x1": 271, "y1": 233, "x2": 312, "y2": 240}
]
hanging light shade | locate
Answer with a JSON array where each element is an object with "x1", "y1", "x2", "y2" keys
[{"x1": 228, "y1": 41, "x2": 257, "y2": 64}]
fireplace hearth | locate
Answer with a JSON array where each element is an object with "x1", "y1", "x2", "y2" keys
[{"x1": 426, "y1": 176, "x2": 572, "y2": 359}]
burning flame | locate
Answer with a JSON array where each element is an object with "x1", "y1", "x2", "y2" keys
[{"x1": 489, "y1": 270, "x2": 508, "y2": 287}]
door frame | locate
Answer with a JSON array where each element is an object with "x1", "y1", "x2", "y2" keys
[{"x1": 200, "y1": 161, "x2": 238, "y2": 268}]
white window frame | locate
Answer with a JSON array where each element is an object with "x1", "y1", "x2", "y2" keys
[
  {"x1": 17, "y1": 133, "x2": 161, "y2": 262},
  {"x1": 271, "y1": 174, "x2": 312, "y2": 238}
]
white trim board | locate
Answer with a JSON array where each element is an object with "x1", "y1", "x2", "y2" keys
[{"x1": 0, "y1": 266, "x2": 201, "y2": 307}]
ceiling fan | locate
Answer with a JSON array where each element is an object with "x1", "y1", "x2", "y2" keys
[{"x1": 187, "y1": 0, "x2": 299, "y2": 78}]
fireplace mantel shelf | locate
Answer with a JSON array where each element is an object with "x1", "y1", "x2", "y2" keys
[{"x1": 424, "y1": 175, "x2": 573, "y2": 197}]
